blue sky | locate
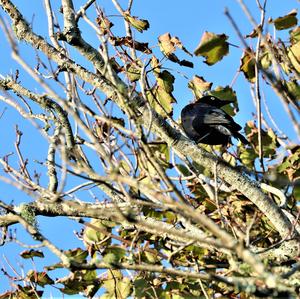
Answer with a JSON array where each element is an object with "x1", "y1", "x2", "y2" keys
[{"x1": 0, "y1": 0, "x2": 299, "y2": 297}]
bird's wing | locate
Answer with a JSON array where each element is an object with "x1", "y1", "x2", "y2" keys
[{"x1": 199, "y1": 108, "x2": 242, "y2": 131}]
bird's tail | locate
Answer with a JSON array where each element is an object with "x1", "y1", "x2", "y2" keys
[{"x1": 234, "y1": 132, "x2": 249, "y2": 145}]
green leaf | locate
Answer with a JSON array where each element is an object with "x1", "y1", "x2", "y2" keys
[
  {"x1": 157, "y1": 70, "x2": 175, "y2": 93},
  {"x1": 150, "y1": 141, "x2": 171, "y2": 170},
  {"x1": 20, "y1": 249, "x2": 44, "y2": 259},
  {"x1": 286, "y1": 80, "x2": 300, "y2": 100},
  {"x1": 64, "y1": 248, "x2": 88, "y2": 263},
  {"x1": 147, "y1": 85, "x2": 175, "y2": 117},
  {"x1": 125, "y1": 59, "x2": 142, "y2": 82},
  {"x1": 209, "y1": 86, "x2": 238, "y2": 116},
  {"x1": 103, "y1": 246, "x2": 126, "y2": 264},
  {"x1": 293, "y1": 185, "x2": 300, "y2": 201},
  {"x1": 83, "y1": 219, "x2": 113, "y2": 246},
  {"x1": 60, "y1": 287, "x2": 82, "y2": 295},
  {"x1": 176, "y1": 164, "x2": 192, "y2": 176},
  {"x1": 1, "y1": 286, "x2": 43, "y2": 299},
  {"x1": 239, "y1": 147, "x2": 257, "y2": 168},
  {"x1": 194, "y1": 31, "x2": 229, "y2": 65},
  {"x1": 103, "y1": 270, "x2": 132, "y2": 298},
  {"x1": 134, "y1": 278, "x2": 150, "y2": 298},
  {"x1": 27, "y1": 270, "x2": 54, "y2": 287},
  {"x1": 147, "y1": 66, "x2": 176, "y2": 117},
  {"x1": 244, "y1": 121, "x2": 279, "y2": 159},
  {"x1": 260, "y1": 46, "x2": 272, "y2": 69},
  {"x1": 155, "y1": 86, "x2": 176, "y2": 114},
  {"x1": 277, "y1": 146, "x2": 300, "y2": 181},
  {"x1": 270, "y1": 9, "x2": 298, "y2": 30},
  {"x1": 142, "y1": 249, "x2": 161, "y2": 264}
]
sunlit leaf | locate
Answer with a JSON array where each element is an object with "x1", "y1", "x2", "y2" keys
[
  {"x1": 239, "y1": 147, "x2": 258, "y2": 168},
  {"x1": 194, "y1": 31, "x2": 229, "y2": 65},
  {"x1": 27, "y1": 270, "x2": 54, "y2": 287},
  {"x1": 124, "y1": 12, "x2": 149, "y2": 32},
  {"x1": 245, "y1": 121, "x2": 279, "y2": 158},
  {"x1": 245, "y1": 25, "x2": 262, "y2": 38},
  {"x1": 288, "y1": 41, "x2": 300, "y2": 72},
  {"x1": 157, "y1": 70, "x2": 175, "y2": 93},
  {"x1": 170, "y1": 36, "x2": 193, "y2": 56},
  {"x1": 209, "y1": 86, "x2": 238, "y2": 116},
  {"x1": 96, "y1": 12, "x2": 114, "y2": 35},
  {"x1": 147, "y1": 68, "x2": 176, "y2": 117},
  {"x1": 103, "y1": 270, "x2": 132, "y2": 298},
  {"x1": 277, "y1": 146, "x2": 300, "y2": 181},
  {"x1": 103, "y1": 246, "x2": 126, "y2": 264},
  {"x1": 142, "y1": 251, "x2": 160, "y2": 264},
  {"x1": 125, "y1": 59, "x2": 142, "y2": 82},
  {"x1": 286, "y1": 80, "x2": 300, "y2": 100},
  {"x1": 150, "y1": 141, "x2": 171, "y2": 169},
  {"x1": 0, "y1": 286, "x2": 43, "y2": 299},
  {"x1": 155, "y1": 86, "x2": 176, "y2": 114},
  {"x1": 20, "y1": 249, "x2": 44, "y2": 259},
  {"x1": 222, "y1": 152, "x2": 236, "y2": 167},
  {"x1": 260, "y1": 45, "x2": 272, "y2": 69},
  {"x1": 269, "y1": 9, "x2": 298, "y2": 30},
  {"x1": 158, "y1": 33, "x2": 193, "y2": 67},
  {"x1": 240, "y1": 49, "x2": 256, "y2": 82},
  {"x1": 188, "y1": 75, "x2": 212, "y2": 99},
  {"x1": 64, "y1": 248, "x2": 89, "y2": 263},
  {"x1": 159, "y1": 32, "x2": 176, "y2": 55},
  {"x1": 290, "y1": 26, "x2": 300, "y2": 44}
]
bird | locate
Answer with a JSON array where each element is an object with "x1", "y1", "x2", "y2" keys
[{"x1": 181, "y1": 95, "x2": 249, "y2": 145}]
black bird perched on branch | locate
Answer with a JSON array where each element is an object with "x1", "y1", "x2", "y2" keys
[{"x1": 181, "y1": 96, "x2": 249, "y2": 145}]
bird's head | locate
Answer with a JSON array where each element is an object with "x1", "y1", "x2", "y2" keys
[{"x1": 197, "y1": 95, "x2": 234, "y2": 108}]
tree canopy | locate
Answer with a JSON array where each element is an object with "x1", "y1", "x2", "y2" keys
[{"x1": 0, "y1": 0, "x2": 299, "y2": 298}]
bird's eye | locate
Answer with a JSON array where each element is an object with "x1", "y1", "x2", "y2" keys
[{"x1": 210, "y1": 96, "x2": 215, "y2": 101}]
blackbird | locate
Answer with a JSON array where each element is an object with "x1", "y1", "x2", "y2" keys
[{"x1": 181, "y1": 96, "x2": 249, "y2": 145}]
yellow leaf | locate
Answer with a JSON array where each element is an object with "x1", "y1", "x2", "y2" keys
[{"x1": 188, "y1": 75, "x2": 212, "y2": 98}]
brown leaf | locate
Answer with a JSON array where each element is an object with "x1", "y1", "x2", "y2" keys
[
  {"x1": 96, "y1": 13, "x2": 114, "y2": 35},
  {"x1": 158, "y1": 32, "x2": 176, "y2": 55},
  {"x1": 110, "y1": 36, "x2": 152, "y2": 54},
  {"x1": 170, "y1": 36, "x2": 193, "y2": 56},
  {"x1": 245, "y1": 25, "x2": 262, "y2": 38},
  {"x1": 158, "y1": 33, "x2": 193, "y2": 67}
]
